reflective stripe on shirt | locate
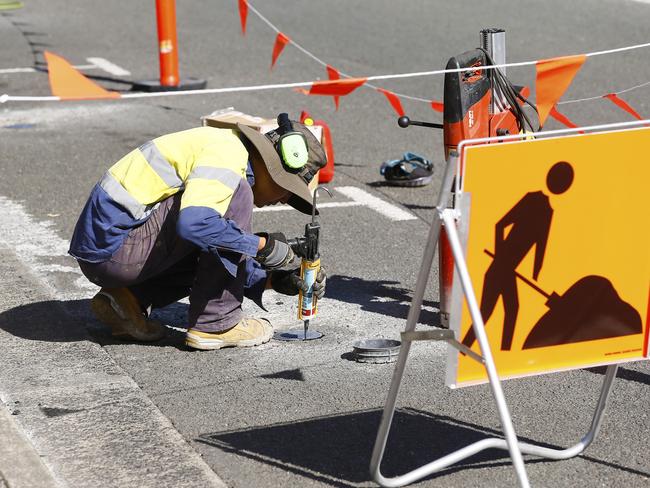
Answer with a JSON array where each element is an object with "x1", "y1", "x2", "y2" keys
[
  {"x1": 99, "y1": 172, "x2": 150, "y2": 219},
  {"x1": 71, "y1": 127, "x2": 252, "y2": 264},
  {"x1": 138, "y1": 140, "x2": 184, "y2": 189},
  {"x1": 187, "y1": 166, "x2": 242, "y2": 190}
]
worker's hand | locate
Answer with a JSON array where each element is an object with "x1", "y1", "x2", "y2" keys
[
  {"x1": 255, "y1": 232, "x2": 295, "y2": 270},
  {"x1": 312, "y1": 267, "x2": 327, "y2": 299},
  {"x1": 269, "y1": 267, "x2": 327, "y2": 298},
  {"x1": 270, "y1": 268, "x2": 307, "y2": 296}
]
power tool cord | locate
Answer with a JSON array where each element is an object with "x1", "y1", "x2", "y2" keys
[{"x1": 478, "y1": 48, "x2": 540, "y2": 132}]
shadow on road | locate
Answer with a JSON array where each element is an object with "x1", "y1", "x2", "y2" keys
[
  {"x1": 198, "y1": 406, "x2": 650, "y2": 487},
  {"x1": 326, "y1": 275, "x2": 441, "y2": 326},
  {"x1": 199, "y1": 407, "x2": 517, "y2": 487},
  {"x1": 586, "y1": 365, "x2": 650, "y2": 386},
  {"x1": 0, "y1": 299, "x2": 190, "y2": 349}
]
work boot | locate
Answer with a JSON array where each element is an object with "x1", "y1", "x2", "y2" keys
[
  {"x1": 91, "y1": 288, "x2": 166, "y2": 342},
  {"x1": 185, "y1": 318, "x2": 273, "y2": 350}
]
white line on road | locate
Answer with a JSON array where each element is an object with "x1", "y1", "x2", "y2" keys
[
  {"x1": 254, "y1": 201, "x2": 361, "y2": 212},
  {"x1": 335, "y1": 186, "x2": 417, "y2": 221},
  {"x1": 0, "y1": 64, "x2": 93, "y2": 74},
  {"x1": 255, "y1": 186, "x2": 416, "y2": 221},
  {"x1": 86, "y1": 57, "x2": 131, "y2": 76},
  {"x1": 0, "y1": 58, "x2": 130, "y2": 76}
]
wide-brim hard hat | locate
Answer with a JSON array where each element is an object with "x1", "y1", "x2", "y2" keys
[{"x1": 237, "y1": 121, "x2": 327, "y2": 214}]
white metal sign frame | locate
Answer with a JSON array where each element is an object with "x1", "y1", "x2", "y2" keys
[{"x1": 369, "y1": 119, "x2": 650, "y2": 488}]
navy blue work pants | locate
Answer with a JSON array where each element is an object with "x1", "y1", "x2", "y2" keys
[{"x1": 78, "y1": 185, "x2": 255, "y2": 332}]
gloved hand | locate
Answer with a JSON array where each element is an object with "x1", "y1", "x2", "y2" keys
[
  {"x1": 270, "y1": 267, "x2": 327, "y2": 298},
  {"x1": 255, "y1": 232, "x2": 295, "y2": 270},
  {"x1": 312, "y1": 267, "x2": 327, "y2": 299}
]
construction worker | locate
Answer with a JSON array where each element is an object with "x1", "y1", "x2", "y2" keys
[{"x1": 69, "y1": 114, "x2": 327, "y2": 350}]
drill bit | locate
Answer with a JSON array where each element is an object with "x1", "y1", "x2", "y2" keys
[{"x1": 303, "y1": 319, "x2": 309, "y2": 340}]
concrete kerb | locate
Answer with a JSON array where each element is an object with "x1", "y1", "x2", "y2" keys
[
  {"x1": 0, "y1": 243, "x2": 227, "y2": 488},
  {"x1": 0, "y1": 402, "x2": 58, "y2": 488}
]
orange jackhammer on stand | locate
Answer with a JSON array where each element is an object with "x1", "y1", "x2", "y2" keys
[{"x1": 398, "y1": 28, "x2": 539, "y2": 327}]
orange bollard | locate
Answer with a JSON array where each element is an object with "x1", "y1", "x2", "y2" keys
[
  {"x1": 438, "y1": 226, "x2": 455, "y2": 328},
  {"x1": 133, "y1": 0, "x2": 206, "y2": 92},
  {"x1": 156, "y1": 0, "x2": 180, "y2": 87}
]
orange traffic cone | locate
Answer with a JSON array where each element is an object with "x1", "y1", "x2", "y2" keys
[{"x1": 300, "y1": 111, "x2": 335, "y2": 183}]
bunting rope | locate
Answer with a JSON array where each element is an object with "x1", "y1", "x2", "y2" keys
[
  {"x1": 3, "y1": 75, "x2": 649, "y2": 107},
  {"x1": 1, "y1": 0, "x2": 649, "y2": 116},
  {"x1": 557, "y1": 80, "x2": 650, "y2": 105},
  {"x1": 2, "y1": 44, "x2": 650, "y2": 105},
  {"x1": 244, "y1": 0, "x2": 432, "y2": 103},
  {"x1": 241, "y1": 0, "x2": 648, "y2": 124}
]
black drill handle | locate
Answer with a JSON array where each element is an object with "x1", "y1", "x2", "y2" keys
[
  {"x1": 288, "y1": 223, "x2": 320, "y2": 260},
  {"x1": 398, "y1": 116, "x2": 443, "y2": 130},
  {"x1": 303, "y1": 223, "x2": 320, "y2": 260}
]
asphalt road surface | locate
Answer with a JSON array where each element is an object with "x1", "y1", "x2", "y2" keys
[{"x1": 1, "y1": 1, "x2": 649, "y2": 487}]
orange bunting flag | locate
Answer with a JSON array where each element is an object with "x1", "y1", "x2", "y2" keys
[
  {"x1": 549, "y1": 106, "x2": 583, "y2": 133},
  {"x1": 44, "y1": 51, "x2": 120, "y2": 100},
  {"x1": 535, "y1": 54, "x2": 586, "y2": 127},
  {"x1": 271, "y1": 32, "x2": 290, "y2": 69},
  {"x1": 326, "y1": 65, "x2": 341, "y2": 110},
  {"x1": 309, "y1": 77, "x2": 367, "y2": 97},
  {"x1": 603, "y1": 93, "x2": 643, "y2": 120},
  {"x1": 238, "y1": 0, "x2": 248, "y2": 36},
  {"x1": 377, "y1": 88, "x2": 404, "y2": 117},
  {"x1": 293, "y1": 87, "x2": 310, "y2": 95},
  {"x1": 430, "y1": 100, "x2": 444, "y2": 112}
]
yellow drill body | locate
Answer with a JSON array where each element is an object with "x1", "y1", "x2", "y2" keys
[{"x1": 298, "y1": 257, "x2": 320, "y2": 321}]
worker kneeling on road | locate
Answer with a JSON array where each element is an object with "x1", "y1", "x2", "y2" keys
[{"x1": 69, "y1": 114, "x2": 327, "y2": 350}]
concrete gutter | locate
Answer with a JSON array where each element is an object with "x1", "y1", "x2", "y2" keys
[{"x1": 0, "y1": 244, "x2": 227, "y2": 488}]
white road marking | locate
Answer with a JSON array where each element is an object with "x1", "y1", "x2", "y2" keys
[
  {"x1": 0, "y1": 58, "x2": 130, "y2": 76},
  {"x1": 255, "y1": 201, "x2": 361, "y2": 212},
  {"x1": 0, "y1": 64, "x2": 92, "y2": 74},
  {"x1": 0, "y1": 67, "x2": 41, "y2": 74},
  {"x1": 255, "y1": 186, "x2": 416, "y2": 221},
  {"x1": 0, "y1": 196, "x2": 96, "y2": 293},
  {"x1": 335, "y1": 186, "x2": 416, "y2": 221},
  {"x1": 86, "y1": 57, "x2": 131, "y2": 76}
]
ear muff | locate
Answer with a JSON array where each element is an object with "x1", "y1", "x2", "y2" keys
[{"x1": 276, "y1": 113, "x2": 309, "y2": 170}]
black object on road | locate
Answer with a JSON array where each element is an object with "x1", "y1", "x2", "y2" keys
[{"x1": 380, "y1": 152, "x2": 434, "y2": 187}]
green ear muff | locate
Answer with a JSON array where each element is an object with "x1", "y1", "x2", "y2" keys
[
  {"x1": 275, "y1": 114, "x2": 309, "y2": 170},
  {"x1": 279, "y1": 132, "x2": 309, "y2": 169}
]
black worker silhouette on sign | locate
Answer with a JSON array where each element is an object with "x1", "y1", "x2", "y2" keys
[{"x1": 461, "y1": 161, "x2": 574, "y2": 351}]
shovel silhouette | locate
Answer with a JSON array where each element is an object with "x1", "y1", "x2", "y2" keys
[{"x1": 483, "y1": 250, "x2": 642, "y2": 349}]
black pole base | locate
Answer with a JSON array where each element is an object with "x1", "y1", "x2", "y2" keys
[{"x1": 132, "y1": 78, "x2": 207, "y2": 92}]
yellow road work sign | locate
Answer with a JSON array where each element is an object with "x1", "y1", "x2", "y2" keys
[{"x1": 449, "y1": 127, "x2": 650, "y2": 387}]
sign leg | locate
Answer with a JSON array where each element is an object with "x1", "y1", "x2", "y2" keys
[{"x1": 442, "y1": 209, "x2": 531, "y2": 488}]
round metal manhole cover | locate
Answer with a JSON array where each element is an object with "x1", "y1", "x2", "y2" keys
[
  {"x1": 352, "y1": 338, "x2": 401, "y2": 363},
  {"x1": 273, "y1": 328, "x2": 324, "y2": 341}
]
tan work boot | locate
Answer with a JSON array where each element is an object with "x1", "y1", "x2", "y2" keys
[
  {"x1": 91, "y1": 288, "x2": 166, "y2": 342},
  {"x1": 185, "y1": 318, "x2": 273, "y2": 350}
]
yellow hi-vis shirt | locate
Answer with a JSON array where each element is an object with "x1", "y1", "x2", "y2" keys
[
  {"x1": 69, "y1": 126, "x2": 261, "y2": 269},
  {"x1": 104, "y1": 126, "x2": 249, "y2": 218}
]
